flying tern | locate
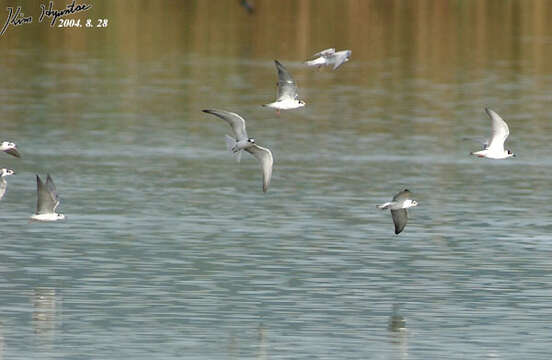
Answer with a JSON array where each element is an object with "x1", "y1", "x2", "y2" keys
[
  {"x1": 263, "y1": 60, "x2": 305, "y2": 114},
  {"x1": 377, "y1": 189, "x2": 418, "y2": 235},
  {"x1": 203, "y1": 109, "x2": 273, "y2": 193},
  {"x1": 305, "y1": 48, "x2": 352, "y2": 70},
  {"x1": 0, "y1": 168, "x2": 14, "y2": 201},
  {"x1": 470, "y1": 108, "x2": 515, "y2": 159},
  {"x1": 30, "y1": 174, "x2": 66, "y2": 222}
]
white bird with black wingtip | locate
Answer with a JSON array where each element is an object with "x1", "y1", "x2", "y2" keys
[
  {"x1": 263, "y1": 60, "x2": 305, "y2": 114},
  {"x1": 0, "y1": 168, "x2": 15, "y2": 201},
  {"x1": 470, "y1": 108, "x2": 515, "y2": 159},
  {"x1": 305, "y1": 48, "x2": 352, "y2": 70},
  {"x1": 377, "y1": 189, "x2": 418, "y2": 235},
  {"x1": 1, "y1": 141, "x2": 21, "y2": 158},
  {"x1": 30, "y1": 174, "x2": 66, "y2": 222},
  {"x1": 203, "y1": 109, "x2": 274, "y2": 193}
]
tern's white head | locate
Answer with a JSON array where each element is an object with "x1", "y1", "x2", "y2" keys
[
  {"x1": 248, "y1": 138, "x2": 256, "y2": 144},
  {"x1": 298, "y1": 99, "x2": 306, "y2": 107},
  {"x1": 1, "y1": 141, "x2": 15, "y2": 149},
  {"x1": 1, "y1": 141, "x2": 20, "y2": 158},
  {"x1": 0, "y1": 168, "x2": 14, "y2": 177}
]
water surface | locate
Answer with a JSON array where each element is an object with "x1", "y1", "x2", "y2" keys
[{"x1": 1, "y1": 1, "x2": 552, "y2": 359}]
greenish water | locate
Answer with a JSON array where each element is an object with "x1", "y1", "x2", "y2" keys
[{"x1": 1, "y1": 1, "x2": 552, "y2": 359}]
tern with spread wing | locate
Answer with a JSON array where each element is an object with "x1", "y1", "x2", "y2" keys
[
  {"x1": 203, "y1": 109, "x2": 273, "y2": 193},
  {"x1": 305, "y1": 48, "x2": 352, "y2": 70},
  {"x1": 263, "y1": 60, "x2": 305, "y2": 114},
  {"x1": 470, "y1": 108, "x2": 515, "y2": 159},
  {"x1": 1, "y1": 141, "x2": 20, "y2": 158},
  {"x1": 0, "y1": 168, "x2": 14, "y2": 201},
  {"x1": 377, "y1": 189, "x2": 418, "y2": 235},
  {"x1": 30, "y1": 174, "x2": 65, "y2": 221}
]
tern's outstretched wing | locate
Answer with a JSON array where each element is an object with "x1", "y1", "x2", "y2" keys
[
  {"x1": 274, "y1": 60, "x2": 298, "y2": 101},
  {"x1": 485, "y1": 108, "x2": 510, "y2": 151},
  {"x1": 392, "y1": 189, "x2": 412, "y2": 202},
  {"x1": 202, "y1": 109, "x2": 248, "y2": 141},
  {"x1": 391, "y1": 209, "x2": 408, "y2": 235},
  {"x1": 312, "y1": 48, "x2": 335, "y2": 58},
  {"x1": 46, "y1": 174, "x2": 61, "y2": 211},
  {"x1": 332, "y1": 50, "x2": 351, "y2": 70},
  {"x1": 245, "y1": 144, "x2": 273, "y2": 193},
  {"x1": 4, "y1": 147, "x2": 20, "y2": 158},
  {"x1": 36, "y1": 175, "x2": 58, "y2": 214}
]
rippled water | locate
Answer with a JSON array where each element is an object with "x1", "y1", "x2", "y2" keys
[{"x1": 2, "y1": 1, "x2": 552, "y2": 359}]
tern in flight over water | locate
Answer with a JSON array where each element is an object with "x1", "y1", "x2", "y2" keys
[
  {"x1": 30, "y1": 174, "x2": 66, "y2": 222},
  {"x1": 377, "y1": 189, "x2": 418, "y2": 235},
  {"x1": 0, "y1": 168, "x2": 15, "y2": 201},
  {"x1": 305, "y1": 48, "x2": 352, "y2": 70},
  {"x1": 203, "y1": 109, "x2": 274, "y2": 193},
  {"x1": 470, "y1": 108, "x2": 515, "y2": 159},
  {"x1": 263, "y1": 60, "x2": 305, "y2": 115}
]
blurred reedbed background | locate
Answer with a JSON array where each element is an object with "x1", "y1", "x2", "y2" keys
[{"x1": 0, "y1": 1, "x2": 552, "y2": 359}]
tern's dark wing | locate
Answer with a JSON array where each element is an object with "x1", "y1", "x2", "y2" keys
[
  {"x1": 274, "y1": 60, "x2": 298, "y2": 101},
  {"x1": 4, "y1": 147, "x2": 20, "y2": 158},
  {"x1": 391, "y1": 209, "x2": 408, "y2": 235},
  {"x1": 36, "y1": 175, "x2": 58, "y2": 214},
  {"x1": 46, "y1": 174, "x2": 61, "y2": 211},
  {"x1": 392, "y1": 189, "x2": 412, "y2": 202},
  {"x1": 245, "y1": 144, "x2": 273, "y2": 193},
  {"x1": 46, "y1": 174, "x2": 58, "y2": 196},
  {"x1": 202, "y1": 109, "x2": 248, "y2": 141}
]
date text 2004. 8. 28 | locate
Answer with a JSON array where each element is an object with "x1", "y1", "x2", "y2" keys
[{"x1": 56, "y1": 18, "x2": 108, "y2": 28}]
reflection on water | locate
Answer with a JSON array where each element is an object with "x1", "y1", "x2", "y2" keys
[
  {"x1": 257, "y1": 322, "x2": 268, "y2": 360},
  {"x1": 31, "y1": 288, "x2": 60, "y2": 341},
  {"x1": 0, "y1": 323, "x2": 4, "y2": 360},
  {"x1": 389, "y1": 304, "x2": 408, "y2": 359},
  {"x1": 0, "y1": 0, "x2": 552, "y2": 359},
  {"x1": 388, "y1": 304, "x2": 406, "y2": 333}
]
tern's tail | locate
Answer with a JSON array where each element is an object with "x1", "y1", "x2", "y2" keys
[
  {"x1": 377, "y1": 202, "x2": 391, "y2": 210},
  {"x1": 225, "y1": 135, "x2": 242, "y2": 162}
]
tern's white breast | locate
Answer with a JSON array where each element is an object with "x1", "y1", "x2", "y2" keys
[
  {"x1": 30, "y1": 213, "x2": 61, "y2": 222},
  {"x1": 475, "y1": 149, "x2": 510, "y2": 159},
  {"x1": 402, "y1": 199, "x2": 416, "y2": 208},
  {"x1": 268, "y1": 99, "x2": 303, "y2": 110},
  {"x1": 389, "y1": 199, "x2": 415, "y2": 210}
]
